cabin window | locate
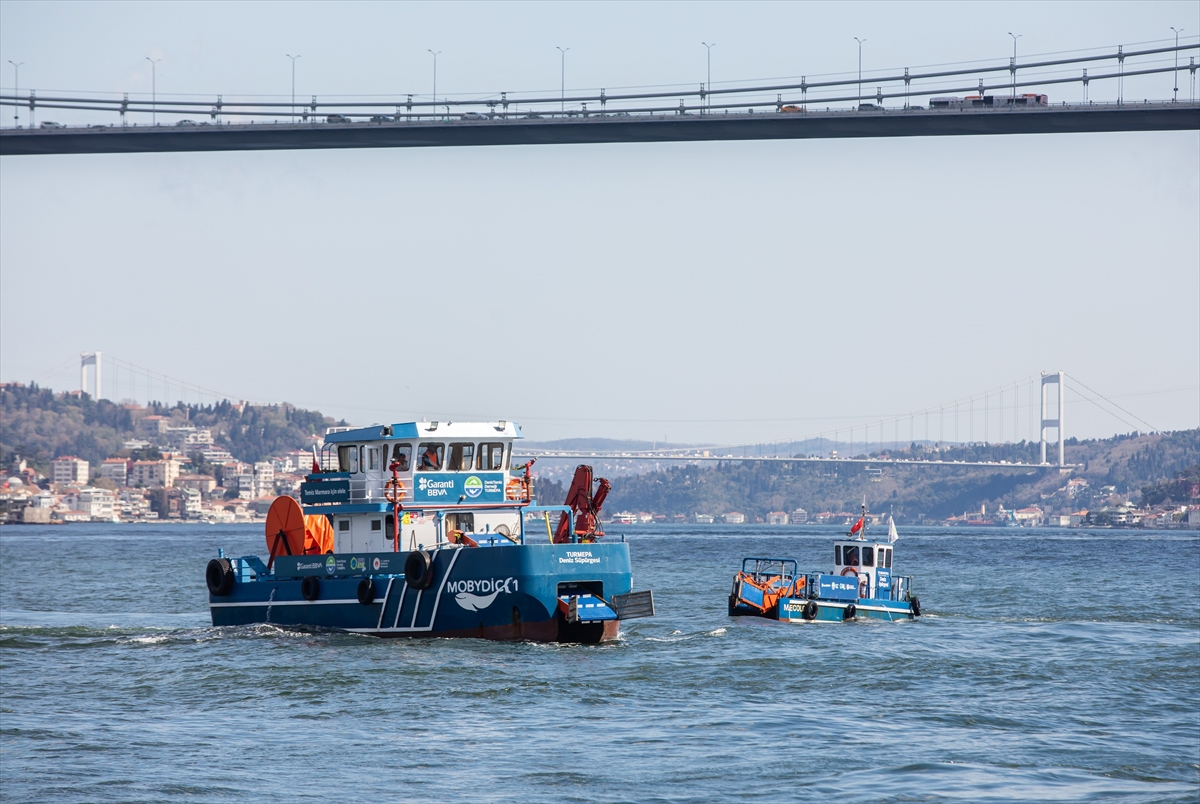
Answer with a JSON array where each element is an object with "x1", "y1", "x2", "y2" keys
[
  {"x1": 843, "y1": 546, "x2": 860, "y2": 567},
  {"x1": 367, "y1": 447, "x2": 381, "y2": 471},
  {"x1": 417, "y1": 443, "x2": 444, "y2": 471},
  {"x1": 337, "y1": 445, "x2": 359, "y2": 474},
  {"x1": 446, "y1": 443, "x2": 475, "y2": 472},
  {"x1": 338, "y1": 520, "x2": 350, "y2": 532},
  {"x1": 834, "y1": 545, "x2": 842, "y2": 565},
  {"x1": 862, "y1": 547, "x2": 874, "y2": 567},
  {"x1": 446, "y1": 512, "x2": 474, "y2": 533},
  {"x1": 477, "y1": 442, "x2": 505, "y2": 471},
  {"x1": 884, "y1": 548, "x2": 892, "y2": 569},
  {"x1": 391, "y1": 444, "x2": 412, "y2": 472},
  {"x1": 371, "y1": 519, "x2": 382, "y2": 532}
]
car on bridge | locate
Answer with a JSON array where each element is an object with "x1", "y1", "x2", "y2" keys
[
  {"x1": 369, "y1": 115, "x2": 393, "y2": 124},
  {"x1": 326, "y1": 114, "x2": 351, "y2": 124},
  {"x1": 39, "y1": 121, "x2": 64, "y2": 129},
  {"x1": 460, "y1": 112, "x2": 487, "y2": 121}
]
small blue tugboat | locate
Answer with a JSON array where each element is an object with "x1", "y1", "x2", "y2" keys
[
  {"x1": 206, "y1": 421, "x2": 654, "y2": 643},
  {"x1": 728, "y1": 506, "x2": 920, "y2": 622}
]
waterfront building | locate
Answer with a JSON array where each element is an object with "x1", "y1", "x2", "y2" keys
[
  {"x1": 791, "y1": 507, "x2": 809, "y2": 524},
  {"x1": 766, "y1": 511, "x2": 789, "y2": 525},
  {"x1": 724, "y1": 512, "x2": 746, "y2": 524},
  {"x1": 694, "y1": 513, "x2": 715, "y2": 524}
]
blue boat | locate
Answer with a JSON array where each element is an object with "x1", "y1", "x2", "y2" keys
[
  {"x1": 728, "y1": 508, "x2": 920, "y2": 623},
  {"x1": 206, "y1": 421, "x2": 654, "y2": 643}
]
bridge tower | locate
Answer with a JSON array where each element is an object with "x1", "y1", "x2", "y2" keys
[
  {"x1": 1040, "y1": 370, "x2": 1065, "y2": 466},
  {"x1": 80, "y1": 352, "x2": 102, "y2": 400}
]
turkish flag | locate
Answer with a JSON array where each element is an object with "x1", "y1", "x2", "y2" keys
[{"x1": 849, "y1": 517, "x2": 864, "y2": 535}]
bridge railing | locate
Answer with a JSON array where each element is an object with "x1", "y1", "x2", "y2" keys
[{"x1": 1, "y1": 42, "x2": 1196, "y2": 127}]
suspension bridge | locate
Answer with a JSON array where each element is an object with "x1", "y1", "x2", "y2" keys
[
  {"x1": 2, "y1": 41, "x2": 1198, "y2": 155},
  {"x1": 62, "y1": 352, "x2": 1171, "y2": 472}
]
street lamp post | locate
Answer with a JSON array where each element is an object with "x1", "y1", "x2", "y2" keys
[
  {"x1": 854, "y1": 38, "x2": 866, "y2": 109},
  {"x1": 146, "y1": 57, "x2": 162, "y2": 124},
  {"x1": 428, "y1": 50, "x2": 441, "y2": 120},
  {"x1": 7, "y1": 61, "x2": 22, "y2": 127},
  {"x1": 556, "y1": 46, "x2": 570, "y2": 114},
  {"x1": 1008, "y1": 32, "x2": 1022, "y2": 101},
  {"x1": 1171, "y1": 27, "x2": 1184, "y2": 101},
  {"x1": 286, "y1": 54, "x2": 300, "y2": 123},
  {"x1": 702, "y1": 42, "x2": 716, "y2": 114}
]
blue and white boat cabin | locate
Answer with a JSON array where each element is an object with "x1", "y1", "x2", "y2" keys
[{"x1": 310, "y1": 420, "x2": 528, "y2": 552}]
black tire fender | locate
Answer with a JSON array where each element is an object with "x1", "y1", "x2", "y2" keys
[
  {"x1": 910, "y1": 596, "x2": 921, "y2": 617},
  {"x1": 206, "y1": 558, "x2": 234, "y2": 597},
  {"x1": 404, "y1": 550, "x2": 435, "y2": 590},
  {"x1": 843, "y1": 604, "x2": 857, "y2": 621},
  {"x1": 301, "y1": 575, "x2": 321, "y2": 601},
  {"x1": 357, "y1": 578, "x2": 376, "y2": 605},
  {"x1": 802, "y1": 600, "x2": 818, "y2": 620}
]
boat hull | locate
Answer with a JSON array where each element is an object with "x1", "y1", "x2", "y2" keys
[
  {"x1": 729, "y1": 596, "x2": 915, "y2": 622},
  {"x1": 209, "y1": 542, "x2": 632, "y2": 644}
]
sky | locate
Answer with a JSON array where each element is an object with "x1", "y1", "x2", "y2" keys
[{"x1": 1, "y1": 1, "x2": 1198, "y2": 446}]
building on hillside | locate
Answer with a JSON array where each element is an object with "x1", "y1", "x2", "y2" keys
[
  {"x1": 1066, "y1": 478, "x2": 1089, "y2": 497},
  {"x1": 51, "y1": 456, "x2": 89, "y2": 486},
  {"x1": 791, "y1": 507, "x2": 808, "y2": 524},
  {"x1": 636, "y1": 512, "x2": 654, "y2": 524},
  {"x1": 100, "y1": 458, "x2": 130, "y2": 486},
  {"x1": 137, "y1": 415, "x2": 170, "y2": 440},
  {"x1": 180, "y1": 487, "x2": 203, "y2": 519},
  {"x1": 203, "y1": 449, "x2": 236, "y2": 465},
  {"x1": 723, "y1": 512, "x2": 746, "y2": 524},
  {"x1": 766, "y1": 511, "x2": 789, "y2": 525},
  {"x1": 694, "y1": 513, "x2": 715, "y2": 524},
  {"x1": 175, "y1": 474, "x2": 218, "y2": 495},
  {"x1": 253, "y1": 462, "x2": 274, "y2": 498},
  {"x1": 129, "y1": 459, "x2": 180, "y2": 488}
]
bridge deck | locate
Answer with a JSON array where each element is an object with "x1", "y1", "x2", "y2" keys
[{"x1": 3, "y1": 103, "x2": 1196, "y2": 156}]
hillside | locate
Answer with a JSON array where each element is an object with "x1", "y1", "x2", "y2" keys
[
  {"x1": 0, "y1": 383, "x2": 343, "y2": 471},
  {"x1": 600, "y1": 430, "x2": 1199, "y2": 523}
]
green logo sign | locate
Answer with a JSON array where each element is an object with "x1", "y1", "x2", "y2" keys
[{"x1": 464, "y1": 475, "x2": 483, "y2": 498}]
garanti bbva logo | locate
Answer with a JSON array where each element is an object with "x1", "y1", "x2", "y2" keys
[
  {"x1": 463, "y1": 476, "x2": 483, "y2": 498},
  {"x1": 417, "y1": 476, "x2": 455, "y2": 497}
]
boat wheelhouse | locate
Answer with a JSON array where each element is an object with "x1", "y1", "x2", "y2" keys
[
  {"x1": 206, "y1": 420, "x2": 654, "y2": 643},
  {"x1": 728, "y1": 510, "x2": 920, "y2": 623}
]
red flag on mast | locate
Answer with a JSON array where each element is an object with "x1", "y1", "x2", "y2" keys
[{"x1": 849, "y1": 517, "x2": 864, "y2": 535}]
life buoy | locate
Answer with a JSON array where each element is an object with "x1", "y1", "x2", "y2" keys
[
  {"x1": 357, "y1": 578, "x2": 376, "y2": 605},
  {"x1": 301, "y1": 575, "x2": 321, "y2": 601},
  {"x1": 404, "y1": 550, "x2": 434, "y2": 590},
  {"x1": 840, "y1": 566, "x2": 858, "y2": 577},
  {"x1": 505, "y1": 478, "x2": 526, "y2": 501},
  {"x1": 910, "y1": 596, "x2": 921, "y2": 617},
  {"x1": 802, "y1": 600, "x2": 818, "y2": 620},
  {"x1": 206, "y1": 558, "x2": 234, "y2": 597},
  {"x1": 385, "y1": 479, "x2": 405, "y2": 504},
  {"x1": 843, "y1": 604, "x2": 857, "y2": 621}
]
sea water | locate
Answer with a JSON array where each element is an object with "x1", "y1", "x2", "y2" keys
[{"x1": 1, "y1": 524, "x2": 1197, "y2": 803}]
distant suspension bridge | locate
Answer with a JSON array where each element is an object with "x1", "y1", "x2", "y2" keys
[{"x1": 57, "y1": 353, "x2": 1166, "y2": 472}]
